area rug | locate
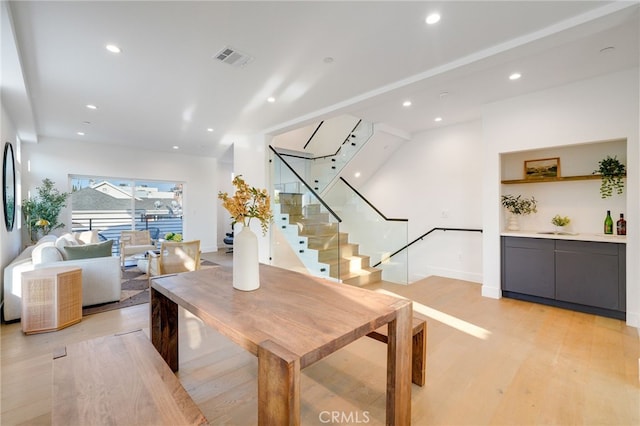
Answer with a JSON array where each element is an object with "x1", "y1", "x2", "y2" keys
[{"x1": 82, "y1": 260, "x2": 218, "y2": 316}]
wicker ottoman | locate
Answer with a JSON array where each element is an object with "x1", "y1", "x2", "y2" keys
[{"x1": 21, "y1": 266, "x2": 82, "y2": 334}]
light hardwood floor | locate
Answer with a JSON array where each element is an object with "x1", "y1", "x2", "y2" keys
[{"x1": 2, "y1": 250, "x2": 638, "y2": 425}]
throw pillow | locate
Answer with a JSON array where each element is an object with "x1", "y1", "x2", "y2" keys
[
  {"x1": 64, "y1": 240, "x2": 113, "y2": 260},
  {"x1": 73, "y1": 230, "x2": 99, "y2": 245},
  {"x1": 39, "y1": 246, "x2": 64, "y2": 263},
  {"x1": 55, "y1": 233, "x2": 79, "y2": 259}
]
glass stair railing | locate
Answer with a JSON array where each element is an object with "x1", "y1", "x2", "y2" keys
[
  {"x1": 270, "y1": 145, "x2": 408, "y2": 285},
  {"x1": 323, "y1": 178, "x2": 408, "y2": 284},
  {"x1": 270, "y1": 147, "x2": 342, "y2": 281},
  {"x1": 274, "y1": 119, "x2": 374, "y2": 195}
]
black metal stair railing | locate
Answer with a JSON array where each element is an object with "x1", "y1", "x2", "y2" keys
[
  {"x1": 372, "y1": 227, "x2": 483, "y2": 268},
  {"x1": 269, "y1": 146, "x2": 342, "y2": 223},
  {"x1": 322, "y1": 177, "x2": 409, "y2": 283}
]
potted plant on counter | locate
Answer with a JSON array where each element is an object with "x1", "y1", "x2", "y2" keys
[
  {"x1": 551, "y1": 214, "x2": 571, "y2": 234},
  {"x1": 501, "y1": 194, "x2": 537, "y2": 231}
]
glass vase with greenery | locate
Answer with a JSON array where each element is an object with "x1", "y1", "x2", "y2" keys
[
  {"x1": 501, "y1": 194, "x2": 537, "y2": 215},
  {"x1": 501, "y1": 194, "x2": 537, "y2": 231},
  {"x1": 22, "y1": 178, "x2": 69, "y2": 243}
]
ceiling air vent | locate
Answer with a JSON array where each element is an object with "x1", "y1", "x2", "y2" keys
[{"x1": 214, "y1": 46, "x2": 254, "y2": 68}]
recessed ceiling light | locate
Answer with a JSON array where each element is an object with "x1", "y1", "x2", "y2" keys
[
  {"x1": 323, "y1": 57, "x2": 334, "y2": 64},
  {"x1": 267, "y1": 97, "x2": 276, "y2": 103},
  {"x1": 434, "y1": 117, "x2": 443, "y2": 122},
  {"x1": 207, "y1": 128, "x2": 214, "y2": 132},
  {"x1": 86, "y1": 104, "x2": 97, "y2": 110},
  {"x1": 105, "y1": 44, "x2": 121, "y2": 53},
  {"x1": 402, "y1": 100, "x2": 412, "y2": 107},
  {"x1": 76, "y1": 131, "x2": 85, "y2": 136},
  {"x1": 509, "y1": 72, "x2": 522, "y2": 80},
  {"x1": 426, "y1": 13, "x2": 441, "y2": 25},
  {"x1": 354, "y1": 172, "x2": 361, "y2": 178},
  {"x1": 82, "y1": 121, "x2": 91, "y2": 125},
  {"x1": 172, "y1": 145, "x2": 179, "y2": 150}
]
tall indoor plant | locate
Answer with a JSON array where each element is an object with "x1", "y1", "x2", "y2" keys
[
  {"x1": 218, "y1": 175, "x2": 273, "y2": 291},
  {"x1": 22, "y1": 178, "x2": 69, "y2": 243},
  {"x1": 501, "y1": 194, "x2": 537, "y2": 231}
]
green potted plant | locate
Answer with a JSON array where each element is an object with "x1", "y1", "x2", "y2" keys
[
  {"x1": 164, "y1": 232, "x2": 183, "y2": 242},
  {"x1": 22, "y1": 178, "x2": 69, "y2": 243},
  {"x1": 593, "y1": 155, "x2": 625, "y2": 198},
  {"x1": 551, "y1": 214, "x2": 571, "y2": 234},
  {"x1": 501, "y1": 194, "x2": 537, "y2": 231}
]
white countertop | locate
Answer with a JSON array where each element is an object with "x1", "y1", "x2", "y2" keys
[{"x1": 501, "y1": 230, "x2": 626, "y2": 243}]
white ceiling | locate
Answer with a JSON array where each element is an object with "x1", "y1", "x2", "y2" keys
[{"x1": 4, "y1": 1, "x2": 639, "y2": 159}]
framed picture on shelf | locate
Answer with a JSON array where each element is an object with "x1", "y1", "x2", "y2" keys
[{"x1": 524, "y1": 157, "x2": 560, "y2": 179}]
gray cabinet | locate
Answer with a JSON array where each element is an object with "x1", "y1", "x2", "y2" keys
[
  {"x1": 501, "y1": 236, "x2": 625, "y2": 319},
  {"x1": 502, "y1": 237, "x2": 555, "y2": 298},
  {"x1": 555, "y1": 240, "x2": 619, "y2": 310}
]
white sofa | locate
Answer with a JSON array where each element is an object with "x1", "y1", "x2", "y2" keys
[{"x1": 2, "y1": 232, "x2": 121, "y2": 322}]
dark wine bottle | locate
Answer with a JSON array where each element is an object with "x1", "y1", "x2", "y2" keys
[
  {"x1": 617, "y1": 213, "x2": 626, "y2": 236},
  {"x1": 604, "y1": 210, "x2": 613, "y2": 234}
]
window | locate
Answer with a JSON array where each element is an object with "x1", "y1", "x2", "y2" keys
[{"x1": 70, "y1": 176, "x2": 184, "y2": 255}]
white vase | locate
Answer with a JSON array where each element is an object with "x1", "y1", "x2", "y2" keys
[
  {"x1": 233, "y1": 226, "x2": 260, "y2": 291},
  {"x1": 507, "y1": 214, "x2": 520, "y2": 231}
]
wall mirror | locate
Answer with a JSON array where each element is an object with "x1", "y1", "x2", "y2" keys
[{"x1": 3, "y1": 142, "x2": 16, "y2": 231}]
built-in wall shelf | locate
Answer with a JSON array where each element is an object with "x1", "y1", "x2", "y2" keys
[{"x1": 501, "y1": 174, "x2": 624, "y2": 184}]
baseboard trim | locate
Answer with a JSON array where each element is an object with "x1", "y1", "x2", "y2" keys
[
  {"x1": 626, "y1": 311, "x2": 640, "y2": 329},
  {"x1": 202, "y1": 245, "x2": 219, "y2": 253},
  {"x1": 481, "y1": 285, "x2": 501, "y2": 299},
  {"x1": 423, "y1": 266, "x2": 482, "y2": 283}
]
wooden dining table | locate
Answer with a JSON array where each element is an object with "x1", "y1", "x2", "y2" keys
[{"x1": 150, "y1": 264, "x2": 413, "y2": 425}]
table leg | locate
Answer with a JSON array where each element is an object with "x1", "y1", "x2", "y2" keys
[
  {"x1": 386, "y1": 301, "x2": 413, "y2": 425},
  {"x1": 258, "y1": 340, "x2": 301, "y2": 426},
  {"x1": 150, "y1": 287, "x2": 179, "y2": 372}
]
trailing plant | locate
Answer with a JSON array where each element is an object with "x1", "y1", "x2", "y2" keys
[
  {"x1": 501, "y1": 194, "x2": 537, "y2": 215},
  {"x1": 594, "y1": 155, "x2": 625, "y2": 198},
  {"x1": 22, "y1": 178, "x2": 69, "y2": 242}
]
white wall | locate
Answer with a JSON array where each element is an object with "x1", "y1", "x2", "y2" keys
[
  {"x1": 21, "y1": 137, "x2": 219, "y2": 252},
  {"x1": 0, "y1": 103, "x2": 22, "y2": 302},
  {"x1": 482, "y1": 68, "x2": 640, "y2": 328},
  {"x1": 232, "y1": 133, "x2": 271, "y2": 262},
  {"x1": 361, "y1": 120, "x2": 484, "y2": 283},
  {"x1": 216, "y1": 159, "x2": 234, "y2": 248}
]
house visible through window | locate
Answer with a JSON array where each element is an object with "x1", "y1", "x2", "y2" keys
[{"x1": 70, "y1": 176, "x2": 184, "y2": 255}]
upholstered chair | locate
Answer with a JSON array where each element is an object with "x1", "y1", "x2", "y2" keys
[
  {"x1": 119, "y1": 230, "x2": 156, "y2": 267},
  {"x1": 148, "y1": 240, "x2": 201, "y2": 280}
]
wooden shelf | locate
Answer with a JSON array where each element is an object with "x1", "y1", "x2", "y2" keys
[{"x1": 501, "y1": 174, "x2": 616, "y2": 184}]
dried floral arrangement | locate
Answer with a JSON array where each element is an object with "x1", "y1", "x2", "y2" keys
[{"x1": 218, "y1": 175, "x2": 273, "y2": 235}]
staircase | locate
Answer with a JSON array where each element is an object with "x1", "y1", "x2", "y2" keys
[{"x1": 276, "y1": 193, "x2": 382, "y2": 286}]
